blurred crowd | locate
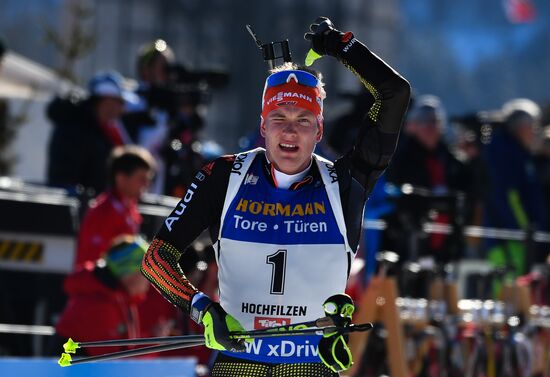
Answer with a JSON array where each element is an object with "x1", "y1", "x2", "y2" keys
[
  {"x1": 382, "y1": 95, "x2": 549, "y2": 273},
  {"x1": 328, "y1": 90, "x2": 550, "y2": 304},
  {"x1": 41, "y1": 40, "x2": 226, "y2": 364},
  {"x1": 46, "y1": 39, "x2": 227, "y2": 198}
]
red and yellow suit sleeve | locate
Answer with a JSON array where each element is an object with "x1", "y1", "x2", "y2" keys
[
  {"x1": 141, "y1": 157, "x2": 233, "y2": 313},
  {"x1": 141, "y1": 238, "x2": 199, "y2": 312}
]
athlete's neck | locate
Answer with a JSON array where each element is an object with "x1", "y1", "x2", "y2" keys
[{"x1": 265, "y1": 155, "x2": 312, "y2": 189}]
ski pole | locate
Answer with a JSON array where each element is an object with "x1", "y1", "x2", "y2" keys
[
  {"x1": 62, "y1": 334, "x2": 204, "y2": 353},
  {"x1": 59, "y1": 322, "x2": 373, "y2": 366},
  {"x1": 59, "y1": 340, "x2": 204, "y2": 367},
  {"x1": 63, "y1": 316, "x2": 336, "y2": 352}
]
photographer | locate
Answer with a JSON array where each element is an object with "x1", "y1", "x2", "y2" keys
[
  {"x1": 126, "y1": 39, "x2": 227, "y2": 196},
  {"x1": 124, "y1": 39, "x2": 174, "y2": 194}
]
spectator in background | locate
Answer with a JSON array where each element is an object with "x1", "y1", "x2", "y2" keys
[
  {"x1": 484, "y1": 98, "x2": 547, "y2": 274},
  {"x1": 386, "y1": 95, "x2": 469, "y2": 192},
  {"x1": 451, "y1": 121, "x2": 490, "y2": 257},
  {"x1": 126, "y1": 39, "x2": 230, "y2": 196},
  {"x1": 75, "y1": 145, "x2": 155, "y2": 267},
  {"x1": 535, "y1": 125, "x2": 550, "y2": 225},
  {"x1": 74, "y1": 144, "x2": 180, "y2": 358},
  {"x1": 54, "y1": 236, "x2": 152, "y2": 357},
  {"x1": 47, "y1": 71, "x2": 131, "y2": 195},
  {"x1": 136, "y1": 39, "x2": 173, "y2": 87},
  {"x1": 385, "y1": 95, "x2": 471, "y2": 262},
  {"x1": 126, "y1": 39, "x2": 175, "y2": 194}
]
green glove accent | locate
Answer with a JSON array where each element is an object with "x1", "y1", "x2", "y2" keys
[
  {"x1": 58, "y1": 353, "x2": 72, "y2": 367},
  {"x1": 305, "y1": 49, "x2": 323, "y2": 66},
  {"x1": 323, "y1": 293, "x2": 355, "y2": 328},
  {"x1": 507, "y1": 189, "x2": 529, "y2": 229},
  {"x1": 318, "y1": 293, "x2": 355, "y2": 371},
  {"x1": 318, "y1": 333, "x2": 353, "y2": 372},
  {"x1": 488, "y1": 241, "x2": 525, "y2": 295},
  {"x1": 201, "y1": 302, "x2": 248, "y2": 352},
  {"x1": 62, "y1": 338, "x2": 79, "y2": 354},
  {"x1": 323, "y1": 300, "x2": 355, "y2": 319},
  {"x1": 304, "y1": 17, "x2": 353, "y2": 61}
]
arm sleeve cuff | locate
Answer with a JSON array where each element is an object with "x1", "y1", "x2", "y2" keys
[{"x1": 190, "y1": 292, "x2": 212, "y2": 323}]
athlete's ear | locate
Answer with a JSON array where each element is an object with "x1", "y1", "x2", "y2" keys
[
  {"x1": 316, "y1": 121, "x2": 324, "y2": 143},
  {"x1": 260, "y1": 118, "x2": 267, "y2": 138}
]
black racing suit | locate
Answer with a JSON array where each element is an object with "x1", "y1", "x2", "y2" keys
[{"x1": 141, "y1": 36, "x2": 410, "y2": 376}]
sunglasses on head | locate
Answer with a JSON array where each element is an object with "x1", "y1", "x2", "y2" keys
[{"x1": 265, "y1": 70, "x2": 319, "y2": 89}]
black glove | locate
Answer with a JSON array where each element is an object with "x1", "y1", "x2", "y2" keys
[
  {"x1": 318, "y1": 334, "x2": 353, "y2": 372},
  {"x1": 202, "y1": 302, "x2": 247, "y2": 352},
  {"x1": 318, "y1": 293, "x2": 355, "y2": 372},
  {"x1": 304, "y1": 17, "x2": 355, "y2": 58},
  {"x1": 191, "y1": 293, "x2": 247, "y2": 352}
]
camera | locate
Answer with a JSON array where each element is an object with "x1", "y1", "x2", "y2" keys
[{"x1": 138, "y1": 63, "x2": 230, "y2": 114}]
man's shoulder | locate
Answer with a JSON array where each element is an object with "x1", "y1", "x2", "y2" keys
[
  {"x1": 198, "y1": 149, "x2": 265, "y2": 179},
  {"x1": 198, "y1": 155, "x2": 235, "y2": 178}
]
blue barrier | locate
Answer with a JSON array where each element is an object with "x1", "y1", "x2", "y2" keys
[{"x1": 0, "y1": 357, "x2": 197, "y2": 377}]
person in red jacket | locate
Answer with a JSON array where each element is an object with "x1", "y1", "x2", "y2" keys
[
  {"x1": 54, "y1": 236, "x2": 151, "y2": 356},
  {"x1": 73, "y1": 143, "x2": 182, "y2": 358},
  {"x1": 74, "y1": 145, "x2": 156, "y2": 268}
]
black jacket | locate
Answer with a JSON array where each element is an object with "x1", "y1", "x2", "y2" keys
[
  {"x1": 386, "y1": 136, "x2": 470, "y2": 193},
  {"x1": 46, "y1": 97, "x2": 114, "y2": 194}
]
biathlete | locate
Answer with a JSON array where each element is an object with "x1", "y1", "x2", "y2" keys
[{"x1": 141, "y1": 17, "x2": 410, "y2": 376}]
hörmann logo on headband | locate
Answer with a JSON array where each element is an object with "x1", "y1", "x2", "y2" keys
[{"x1": 265, "y1": 91, "x2": 313, "y2": 107}]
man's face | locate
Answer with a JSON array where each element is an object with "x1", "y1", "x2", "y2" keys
[
  {"x1": 120, "y1": 271, "x2": 150, "y2": 297},
  {"x1": 97, "y1": 97, "x2": 125, "y2": 122},
  {"x1": 411, "y1": 118, "x2": 442, "y2": 151},
  {"x1": 261, "y1": 106, "x2": 322, "y2": 174},
  {"x1": 116, "y1": 168, "x2": 153, "y2": 200},
  {"x1": 142, "y1": 56, "x2": 169, "y2": 85},
  {"x1": 515, "y1": 120, "x2": 536, "y2": 151}
]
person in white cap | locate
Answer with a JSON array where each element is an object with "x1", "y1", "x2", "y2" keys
[
  {"x1": 47, "y1": 71, "x2": 131, "y2": 194},
  {"x1": 484, "y1": 98, "x2": 547, "y2": 272}
]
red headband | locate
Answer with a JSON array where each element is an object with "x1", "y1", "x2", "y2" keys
[{"x1": 261, "y1": 81, "x2": 323, "y2": 124}]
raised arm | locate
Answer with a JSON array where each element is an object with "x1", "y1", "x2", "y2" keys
[{"x1": 306, "y1": 17, "x2": 411, "y2": 190}]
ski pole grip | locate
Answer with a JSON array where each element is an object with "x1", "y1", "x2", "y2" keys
[{"x1": 316, "y1": 316, "x2": 335, "y2": 328}]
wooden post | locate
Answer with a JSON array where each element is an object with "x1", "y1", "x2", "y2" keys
[
  {"x1": 347, "y1": 276, "x2": 408, "y2": 377},
  {"x1": 428, "y1": 276, "x2": 445, "y2": 301},
  {"x1": 380, "y1": 277, "x2": 409, "y2": 377},
  {"x1": 499, "y1": 283, "x2": 531, "y2": 317},
  {"x1": 445, "y1": 282, "x2": 459, "y2": 315}
]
